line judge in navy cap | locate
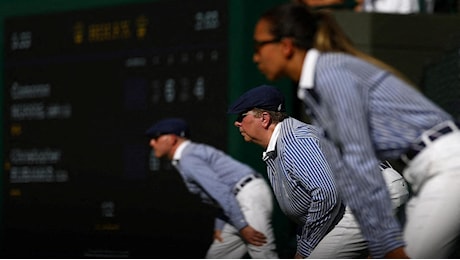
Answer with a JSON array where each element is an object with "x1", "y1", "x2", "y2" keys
[
  {"x1": 228, "y1": 85, "x2": 347, "y2": 258},
  {"x1": 228, "y1": 85, "x2": 410, "y2": 258},
  {"x1": 145, "y1": 117, "x2": 278, "y2": 258}
]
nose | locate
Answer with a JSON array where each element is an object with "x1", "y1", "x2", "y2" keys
[
  {"x1": 234, "y1": 121, "x2": 242, "y2": 128},
  {"x1": 253, "y1": 52, "x2": 259, "y2": 63}
]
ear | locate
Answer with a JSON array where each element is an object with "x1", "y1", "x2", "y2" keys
[
  {"x1": 280, "y1": 38, "x2": 295, "y2": 58},
  {"x1": 168, "y1": 135, "x2": 178, "y2": 145},
  {"x1": 260, "y1": 112, "x2": 272, "y2": 129}
]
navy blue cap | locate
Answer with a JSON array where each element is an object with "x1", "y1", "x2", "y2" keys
[
  {"x1": 145, "y1": 118, "x2": 190, "y2": 139},
  {"x1": 227, "y1": 85, "x2": 286, "y2": 114}
]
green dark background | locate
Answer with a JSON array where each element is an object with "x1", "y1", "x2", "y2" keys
[
  {"x1": 1, "y1": 0, "x2": 459, "y2": 258},
  {"x1": 0, "y1": 0, "x2": 293, "y2": 257}
]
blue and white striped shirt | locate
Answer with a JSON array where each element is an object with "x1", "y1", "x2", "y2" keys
[
  {"x1": 298, "y1": 49, "x2": 452, "y2": 257},
  {"x1": 173, "y1": 141, "x2": 260, "y2": 231},
  {"x1": 263, "y1": 117, "x2": 341, "y2": 257}
]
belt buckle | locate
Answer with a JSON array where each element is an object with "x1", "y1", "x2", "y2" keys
[
  {"x1": 421, "y1": 120, "x2": 456, "y2": 146},
  {"x1": 241, "y1": 176, "x2": 254, "y2": 187},
  {"x1": 234, "y1": 175, "x2": 255, "y2": 195},
  {"x1": 403, "y1": 121, "x2": 458, "y2": 164}
]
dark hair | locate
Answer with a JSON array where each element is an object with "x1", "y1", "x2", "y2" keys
[
  {"x1": 261, "y1": 3, "x2": 366, "y2": 53},
  {"x1": 260, "y1": 2, "x2": 414, "y2": 85},
  {"x1": 261, "y1": 3, "x2": 318, "y2": 50}
]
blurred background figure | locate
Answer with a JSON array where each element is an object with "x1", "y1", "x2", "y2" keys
[
  {"x1": 296, "y1": 0, "x2": 459, "y2": 13},
  {"x1": 355, "y1": 0, "x2": 420, "y2": 13},
  {"x1": 146, "y1": 118, "x2": 279, "y2": 259}
]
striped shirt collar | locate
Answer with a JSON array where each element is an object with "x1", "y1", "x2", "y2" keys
[
  {"x1": 298, "y1": 48, "x2": 320, "y2": 99},
  {"x1": 172, "y1": 140, "x2": 191, "y2": 165},
  {"x1": 263, "y1": 122, "x2": 282, "y2": 161}
]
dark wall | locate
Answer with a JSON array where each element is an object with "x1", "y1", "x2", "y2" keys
[
  {"x1": 0, "y1": 0, "x2": 293, "y2": 258},
  {"x1": 334, "y1": 10, "x2": 460, "y2": 119}
]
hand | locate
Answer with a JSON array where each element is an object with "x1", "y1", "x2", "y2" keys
[
  {"x1": 213, "y1": 229, "x2": 223, "y2": 242},
  {"x1": 239, "y1": 225, "x2": 267, "y2": 246},
  {"x1": 384, "y1": 247, "x2": 410, "y2": 258}
]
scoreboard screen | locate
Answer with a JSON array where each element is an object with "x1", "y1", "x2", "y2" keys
[{"x1": 3, "y1": 0, "x2": 227, "y2": 257}]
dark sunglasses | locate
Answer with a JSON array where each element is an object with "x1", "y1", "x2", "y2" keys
[
  {"x1": 236, "y1": 112, "x2": 249, "y2": 123},
  {"x1": 151, "y1": 133, "x2": 168, "y2": 140}
]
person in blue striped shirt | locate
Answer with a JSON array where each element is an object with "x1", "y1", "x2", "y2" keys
[
  {"x1": 146, "y1": 118, "x2": 278, "y2": 258},
  {"x1": 251, "y1": 2, "x2": 460, "y2": 258},
  {"x1": 228, "y1": 85, "x2": 345, "y2": 258}
]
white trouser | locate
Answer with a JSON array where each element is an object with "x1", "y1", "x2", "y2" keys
[
  {"x1": 403, "y1": 131, "x2": 460, "y2": 258},
  {"x1": 308, "y1": 166, "x2": 409, "y2": 258},
  {"x1": 205, "y1": 178, "x2": 278, "y2": 259},
  {"x1": 308, "y1": 207, "x2": 368, "y2": 258}
]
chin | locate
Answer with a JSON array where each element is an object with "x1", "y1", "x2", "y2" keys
[
  {"x1": 267, "y1": 74, "x2": 277, "y2": 81},
  {"x1": 257, "y1": 68, "x2": 269, "y2": 78},
  {"x1": 243, "y1": 136, "x2": 253, "y2": 143},
  {"x1": 270, "y1": 74, "x2": 282, "y2": 82}
]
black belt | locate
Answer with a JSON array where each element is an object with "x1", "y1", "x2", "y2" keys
[
  {"x1": 402, "y1": 121, "x2": 460, "y2": 162},
  {"x1": 234, "y1": 175, "x2": 259, "y2": 195}
]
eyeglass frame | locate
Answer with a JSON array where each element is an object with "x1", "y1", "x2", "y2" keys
[{"x1": 253, "y1": 37, "x2": 282, "y2": 52}]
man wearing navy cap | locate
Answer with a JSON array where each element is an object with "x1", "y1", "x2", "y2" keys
[
  {"x1": 146, "y1": 118, "x2": 278, "y2": 259},
  {"x1": 228, "y1": 85, "x2": 345, "y2": 258},
  {"x1": 229, "y1": 85, "x2": 410, "y2": 258}
]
